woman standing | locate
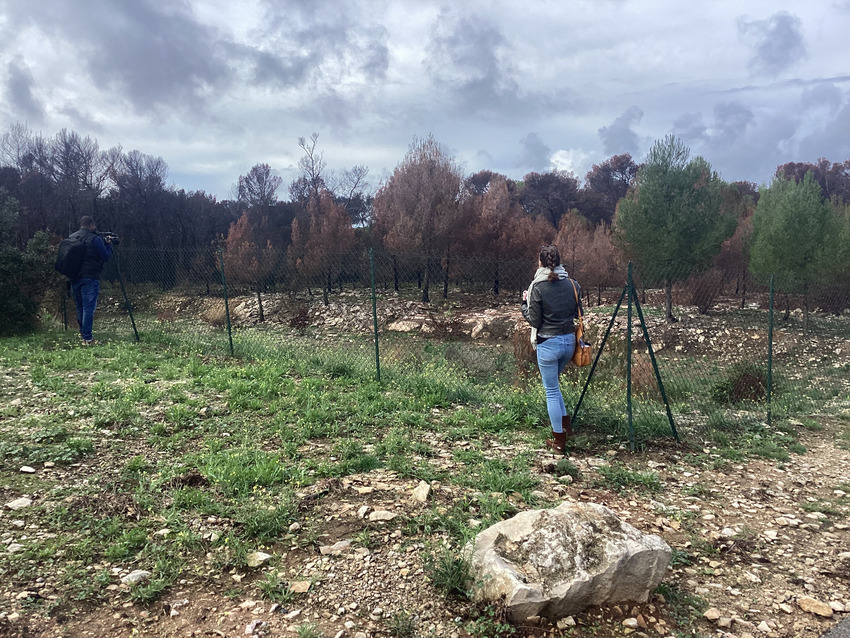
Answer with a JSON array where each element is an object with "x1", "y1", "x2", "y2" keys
[{"x1": 521, "y1": 245, "x2": 582, "y2": 454}]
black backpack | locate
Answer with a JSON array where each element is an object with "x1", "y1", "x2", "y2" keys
[{"x1": 54, "y1": 232, "x2": 88, "y2": 279}]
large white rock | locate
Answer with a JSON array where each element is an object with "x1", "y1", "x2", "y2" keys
[{"x1": 466, "y1": 501, "x2": 671, "y2": 621}]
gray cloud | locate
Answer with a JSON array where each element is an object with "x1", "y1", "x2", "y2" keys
[
  {"x1": 5, "y1": 57, "x2": 44, "y2": 123},
  {"x1": 598, "y1": 106, "x2": 643, "y2": 156},
  {"x1": 253, "y1": 1, "x2": 388, "y2": 88},
  {"x1": 797, "y1": 92, "x2": 850, "y2": 162},
  {"x1": 2, "y1": 0, "x2": 237, "y2": 116},
  {"x1": 801, "y1": 82, "x2": 844, "y2": 113},
  {"x1": 425, "y1": 10, "x2": 529, "y2": 119},
  {"x1": 517, "y1": 132, "x2": 551, "y2": 172},
  {"x1": 738, "y1": 11, "x2": 806, "y2": 77},
  {"x1": 672, "y1": 112, "x2": 708, "y2": 142}
]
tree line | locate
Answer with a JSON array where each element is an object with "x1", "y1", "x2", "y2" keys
[{"x1": 0, "y1": 123, "x2": 848, "y2": 334}]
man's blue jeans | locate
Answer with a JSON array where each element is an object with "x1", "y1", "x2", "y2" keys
[
  {"x1": 536, "y1": 333, "x2": 577, "y2": 433},
  {"x1": 71, "y1": 278, "x2": 100, "y2": 341}
]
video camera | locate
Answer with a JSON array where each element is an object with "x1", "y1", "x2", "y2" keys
[{"x1": 97, "y1": 231, "x2": 121, "y2": 246}]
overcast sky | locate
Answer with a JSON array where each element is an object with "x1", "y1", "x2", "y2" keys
[{"x1": 1, "y1": 0, "x2": 848, "y2": 199}]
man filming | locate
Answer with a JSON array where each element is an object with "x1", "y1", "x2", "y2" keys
[{"x1": 68, "y1": 216, "x2": 113, "y2": 345}]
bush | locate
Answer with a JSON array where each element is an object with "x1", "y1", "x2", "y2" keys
[
  {"x1": 710, "y1": 362, "x2": 767, "y2": 404},
  {"x1": 0, "y1": 192, "x2": 58, "y2": 336}
]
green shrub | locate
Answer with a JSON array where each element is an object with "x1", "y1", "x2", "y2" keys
[{"x1": 710, "y1": 362, "x2": 767, "y2": 404}]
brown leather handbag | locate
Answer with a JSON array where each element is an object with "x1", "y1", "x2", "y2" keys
[{"x1": 570, "y1": 280, "x2": 592, "y2": 367}]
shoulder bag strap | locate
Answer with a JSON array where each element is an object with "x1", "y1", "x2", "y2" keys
[{"x1": 570, "y1": 279, "x2": 583, "y2": 340}]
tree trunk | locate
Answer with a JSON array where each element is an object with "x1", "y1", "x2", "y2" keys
[
  {"x1": 493, "y1": 259, "x2": 500, "y2": 296},
  {"x1": 256, "y1": 290, "x2": 265, "y2": 322},
  {"x1": 803, "y1": 293, "x2": 809, "y2": 335},
  {"x1": 324, "y1": 271, "x2": 330, "y2": 306},
  {"x1": 392, "y1": 255, "x2": 399, "y2": 292},
  {"x1": 421, "y1": 256, "x2": 431, "y2": 303},
  {"x1": 597, "y1": 284, "x2": 602, "y2": 306},
  {"x1": 783, "y1": 294, "x2": 790, "y2": 321},
  {"x1": 740, "y1": 270, "x2": 747, "y2": 309},
  {"x1": 664, "y1": 278, "x2": 678, "y2": 323},
  {"x1": 442, "y1": 246, "x2": 450, "y2": 299}
]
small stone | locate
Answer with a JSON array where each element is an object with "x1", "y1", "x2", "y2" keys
[
  {"x1": 289, "y1": 581, "x2": 311, "y2": 593},
  {"x1": 6, "y1": 543, "x2": 25, "y2": 554},
  {"x1": 412, "y1": 480, "x2": 431, "y2": 503},
  {"x1": 557, "y1": 616, "x2": 576, "y2": 629},
  {"x1": 798, "y1": 596, "x2": 833, "y2": 617},
  {"x1": 368, "y1": 510, "x2": 398, "y2": 522},
  {"x1": 288, "y1": 522, "x2": 301, "y2": 532},
  {"x1": 779, "y1": 603, "x2": 794, "y2": 613},
  {"x1": 245, "y1": 551, "x2": 272, "y2": 567},
  {"x1": 830, "y1": 601, "x2": 846, "y2": 612},
  {"x1": 357, "y1": 506, "x2": 370, "y2": 519},
  {"x1": 704, "y1": 608, "x2": 722, "y2": 621},
  {"x1": 718, "y1": 617, "x2": 732, "y2": 628},
  {"x1": 120, "y1": 570, "x2": 152, "y2": 585},
  {"x1": 19, "y1": 466, "x2": 36, "y2": 474},
  {"x1": 623, "y1": 617, "x2": 639, "y2": 628},
  {"x1": 239, "y1": 600, "x2": 257, "y2": 610},
  {"x1": 320, "y1": 540, "x2": 351, "y2": 556},
  {"x1": 284, "y1": 609, "x2": 301, "y2": 620},
  {"x1": 757, "y1": 620, "x2": 771, "y2": 633},
  {"x1": 153, "y1": 528, "x2": 171, "y2": 537},
  {"x1": 5, "y1": 498, "x2": 32, "y2": 511},
  {"x1": 43, "y1": 462, "x2": 55, "y2": 468},
  {"x1": 7, "y1": 612, "x2": 20, "y2": 622},
  {"x1": 245, "y1": 619, "x2": 266, "y2": 634}
]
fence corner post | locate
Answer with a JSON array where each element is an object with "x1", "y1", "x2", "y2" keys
[
  {"x1": 218, "y1": 247, "x2": 234, "y2": 357},
  {"x1": 767, "y1": 274, "x2": 774, "y2": 426},
  {"x1": 370, "y1": 248, "x2": 381, "y2": 382}
]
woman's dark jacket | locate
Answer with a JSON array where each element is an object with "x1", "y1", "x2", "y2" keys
[{"x1": 521, "y1": 278, "x2": 582, "y2": 339}]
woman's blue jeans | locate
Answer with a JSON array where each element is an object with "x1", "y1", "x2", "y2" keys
[
  {"x1": 71, "y1": 278, "x2": 100, "y2": 341},
  {"x1": 536, "y1": 333, "x2": 576, "y2": 433}
]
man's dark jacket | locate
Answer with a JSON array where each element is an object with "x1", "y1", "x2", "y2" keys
[{"x1": 69, "y1": 228, "x2": 112, "y2": 281}]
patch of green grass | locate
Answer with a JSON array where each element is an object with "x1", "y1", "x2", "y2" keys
[
  {"x1": 257, "y1": 572, "x2": 295, "y2": 604},
  {"x1": 655, "y1": 581, "x2": 708, "y2": 630},
  {"x1": 423, "y1": 545, "x2": 470, "y2": 599},
  {"x1": 295, "y1": 623, "x2": 324, "y2": 638},
  {"x1": 594, "y1": 464, "x2": 662, "y2": 493},
  {"x1": 386, "y1": 610, "x2": 419, "y2": 638}
]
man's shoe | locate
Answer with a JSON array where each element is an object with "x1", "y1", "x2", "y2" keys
[{"x1": 82, "y1": 339, "x2": 94, "y2": 346}]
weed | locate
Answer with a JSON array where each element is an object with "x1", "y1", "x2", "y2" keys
[
  {"x1": 257, "y1": 572, "x2": 295, "y2": 604},
  {"x1": 656, "y1": 581, "x2": 708, "y2": 630},
  {"x1": 710, "y1": 362, "x2": 767, "y2": 404},
  {"x1": 554, "y1": 458, "x2": 581, "y2": 482},
  {"x1": 594, "y1": 464, "x2": 662, "y2": 493},
  {"x1": 464, "y1": 601, "x2": 516, "y2": 637},
  {"x1": 386, "y1": 610, "x2": 419, "y2": 638},
  {"x1": 423, "y1": 545, "x2": 470, "y2": 599},
  {"x1": 295, "y1": 622, "x2": 324, "y2": 638}
]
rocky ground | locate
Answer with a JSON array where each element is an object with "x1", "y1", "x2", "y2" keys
[
  {"x1": 2, "y1": 289, "x2": 849, "y2": 638},
  {"x1": 2, "y1": 415, "x2": 849, "y2": 638}
]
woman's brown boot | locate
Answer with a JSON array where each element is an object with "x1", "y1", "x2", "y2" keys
[
  {"x1": 562, "y1": 414, "x2": 573, "y2": 437},
  {"x1": 545, "y1": 430, "x2": 567, "y2": 454}
]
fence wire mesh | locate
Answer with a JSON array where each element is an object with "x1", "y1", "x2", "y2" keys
[{"x1": 47, "y1": 247, "x2": 850, "y2": 446}]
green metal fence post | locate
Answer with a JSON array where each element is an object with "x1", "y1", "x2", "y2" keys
[
  {"x1": 632, "y1": 288, "x2": 680, "y2": 442},
  {"x1": 626, "y1": 262, "x2": 635, "y2": 452},
  {"x1": 767, "y1": 274, "x2": 774, "y2": 426},
  {"x1": 370, "y1": 248, "x2": 381, "y2": 382},
  {"x1": 114, "y1": 249, "x2": 140, "y2": 342},
  {"x1": 572, "y1": 285, "x2": 627, "y2": 424},
  {"x1": 218, "y1": 248, "x2": 234, "y2": 357}
]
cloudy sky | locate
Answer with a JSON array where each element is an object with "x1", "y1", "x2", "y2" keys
[{"x1": 1, "y1": 0, "x2": 849, "y2": 199}]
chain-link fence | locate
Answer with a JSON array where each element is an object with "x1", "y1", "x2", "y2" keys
[{"x1": 46, "y1": 247, "x2": 850, "y2": 445}]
